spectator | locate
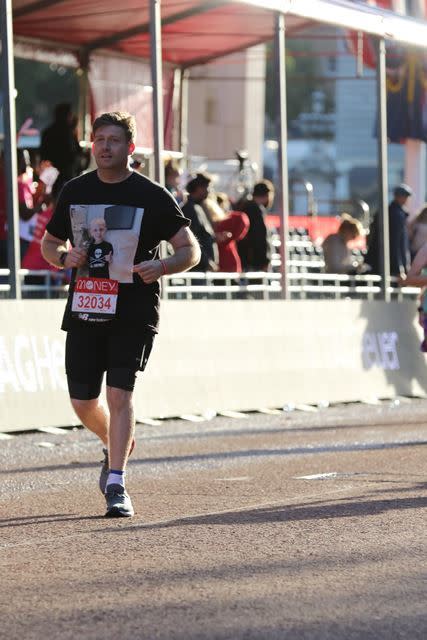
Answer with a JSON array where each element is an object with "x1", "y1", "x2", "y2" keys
[
  {"x1": 182, "y1": 173, "x2": 218, "y2": 271},
  {"x1": 22, "y1": 197, "x2": 59, "y2": 272},
  {"x1": 22, "y1": 160, "x2": 60, "y2": 272},
  {"x1": 322, "y1": 213, "x2": 364, "y2": 274},
  {"x1": 165, "y1": 159, "x2": 183, "y2": 204},
  {"x1": 365, "y1": 183, "x2": 412, "y2": 277},
  {"x1": 40, "y1": 103, "x2": 83, "y2": 192},
  {"x1": 17, "y1": 149, "x2": 46, "y2": 262},
  {"x1": 203, "y1": 195, "x2": 249, "y2": 272},
  {"x1": 408, "y1": 203, "x2": 427, "y2": 259},
  {"x1": 237, "y1": 179, "x2": 274, "y2": 271}
]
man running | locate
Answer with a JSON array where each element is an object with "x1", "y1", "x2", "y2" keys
[{"x1": 41, "y1": 112, "x2": 200, "y2": 517}]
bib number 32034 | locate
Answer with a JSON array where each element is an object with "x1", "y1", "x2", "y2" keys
[{"x1": 71, "y1": 277, "x2": 118, "y2": 322}]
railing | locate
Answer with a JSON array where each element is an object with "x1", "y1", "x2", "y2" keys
[
  {"x1": 0, "y1": 269, "x2": 69, "y2": 299},
  {"x1": 0, "y1": 268, "x2": 420, "y2": 303}
]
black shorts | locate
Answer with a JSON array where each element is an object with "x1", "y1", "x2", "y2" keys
[{"x1": 65, "y1": 329, "x2": 155, "y2": 400}]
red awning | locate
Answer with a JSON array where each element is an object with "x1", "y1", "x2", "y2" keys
[
  {"x1": 12, "y1": 1, "x2": 427, "y2": 69},
  {"x1": 11, "y1": 1, "x2": 312, "y2": 67}
]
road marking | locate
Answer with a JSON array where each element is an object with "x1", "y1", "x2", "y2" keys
[
  {"x1": 0, "y1": 433, "x2": 14, "y2": 440},
  {"x1": 214, "y1": 476, "x2": 251, "y2": 482},
  {"x1": 296, "y1": 472, "x2": 339, "y2": 480},
  {"x1": 296, "y1": 471, "x2": 371, "y2": 480}
]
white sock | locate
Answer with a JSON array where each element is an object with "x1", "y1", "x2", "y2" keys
[{"x1": 106, "y1": 469, "x2": 125, "y2": 490}]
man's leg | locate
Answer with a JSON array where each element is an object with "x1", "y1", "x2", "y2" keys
[
  {"x1": 102, "y1": 331, "x2": 155, "y2": 517},
  {"x1": 102, "y1": 386, "x2": 135, "y2": 517},
  {"x1": 70, "y1": 397, "x2": 109, "y2": 445},
  {"x1": 106, "y1": 386, "x2": 135, "y2": 470}
]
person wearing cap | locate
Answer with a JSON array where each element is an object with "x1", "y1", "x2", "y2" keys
[
  {"x1": 182, "y1": 173, "x2": 218, "y2": 271},
  {"x1": 365, "y1": 183, "x2": 412, "y2": 277},
  {"x1": 237, "y1": 180, "x2": 275, "y2": 272}
]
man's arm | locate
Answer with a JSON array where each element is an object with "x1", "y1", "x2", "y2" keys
[
  {"x1": 41, "y1": 231, "x2": 87, "y2": 269},
  {"x1": 132, "y1": 226, "x2": 201, "y2": 284}
]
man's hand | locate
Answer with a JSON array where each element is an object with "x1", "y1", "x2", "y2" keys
[
  {"x1": 132, "y1": 260, "x2": 164, "y2": 284},
  {"x1": 64, "y1": 247, "x2": 88, "y2": 269}
]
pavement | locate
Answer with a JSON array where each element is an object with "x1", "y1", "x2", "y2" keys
[{"x1": 0, "y1": 399, "x2": 426, "y2": 639}]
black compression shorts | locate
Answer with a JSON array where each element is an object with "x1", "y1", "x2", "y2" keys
[{"x1": 65, "y1": 329, "x2": 155, "y2": 400}]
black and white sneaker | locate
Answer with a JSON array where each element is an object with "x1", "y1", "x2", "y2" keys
[{"x1": 105, "y1": 484, "x2": 134, "y2": 518}]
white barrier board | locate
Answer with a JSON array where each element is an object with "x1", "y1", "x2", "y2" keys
[{"x1": 0, "y1": 299, "x2": 426, "y2": 432}]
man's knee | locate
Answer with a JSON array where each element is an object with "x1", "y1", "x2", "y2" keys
[
  {"x1": 70, "y1": 397, "x2": 100, "y2": 420},
  {"x1": 106, "y1": 386, "x2": 133, "y2": 413}
]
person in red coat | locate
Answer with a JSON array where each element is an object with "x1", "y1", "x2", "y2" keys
[{"x1": 203, "y1": 193, "x2": 249, "y2": 272}]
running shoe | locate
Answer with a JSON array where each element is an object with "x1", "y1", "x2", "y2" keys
[
  {"x1": 99, "y1": 438, "x2": 135, "y2": 495},
  {"x1": 105, "y1": 484, "x2": 134, "y2": 518}
]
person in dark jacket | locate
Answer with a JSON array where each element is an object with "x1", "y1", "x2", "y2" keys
[
  {"x1": 365, "y1": 183, "x2": 412, "y2": 277},
  {"x1": 237, "y1": 180, "x2": 274, "y2": 271},
  {"x1": 182, "y1": 173, "x2": 218, "y2": 271},
  {"x1": 40, "y1": 103, "x2": 83, "y2": 193}
]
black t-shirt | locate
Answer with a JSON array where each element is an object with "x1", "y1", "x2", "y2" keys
[
  {"x1": 88, "y1": 240, "x2": 113, "y2": 278},
  {"x1": 46, "y1": 170, "x2": 190, "y2": 334}
]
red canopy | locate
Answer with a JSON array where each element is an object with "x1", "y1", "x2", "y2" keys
[
  {"x1": 11, "y1": 1, "x2": 311, "y2": 67},
  {"x1": 12, "y1": 0, "x2": 427, "y2": 69}
]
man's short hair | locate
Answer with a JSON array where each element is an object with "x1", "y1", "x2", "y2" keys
[
  {"x1": 92, "y1": 112, "x2": 137, "y2": 143},
  {"x1": 186, "y1": 172, "x2": 211, "y2": 194},
  {"x1": 253, "y1": 179, "x2": 274, "y2": 197}
]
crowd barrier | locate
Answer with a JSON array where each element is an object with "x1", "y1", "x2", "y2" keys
[
  {"x1": 0, "y1": 268, "x2": 420, "y2": 302},
  {"x1": 1, "y1": 298, "x2": 426, "y2": 432}
]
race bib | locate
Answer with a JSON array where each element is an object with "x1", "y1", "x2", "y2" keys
[{"x1": 71, "y1": 277, "x2": 118, "y2": 322}]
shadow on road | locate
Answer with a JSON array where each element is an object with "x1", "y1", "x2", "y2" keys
[
  {"x1": 98, "y1": 483, "x2": 427, "y2": 534},
  {"x1": 0, "y1": 514, "x2": 103, "y2": 528},
  {"x1": 3, "y1": 439, "x2": 427, "y2": 476}
]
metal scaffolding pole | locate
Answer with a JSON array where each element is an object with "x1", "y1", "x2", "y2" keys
[
  {"x1": 0, "y1": 0, "x2": 21, "y2": 298},
  {"x1": 150, "y1": 0, "x2": 165, "y2": 186},
  {"x1": 274, "y1": 12, "x2": 290, "y2": 299},
  {"x1": 376, "y1": 37, "x2": 390, "y2": 302},
  {"x1": 77, "y1": 52, "x2": 90, "y2": 144},
  {"x1": 178, "y1": 67, "x2": 190, "y2": 169}
]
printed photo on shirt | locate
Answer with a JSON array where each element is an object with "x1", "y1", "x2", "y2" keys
[{"x1": 70, "y1": 204, "x2": 144, "y2": 282}]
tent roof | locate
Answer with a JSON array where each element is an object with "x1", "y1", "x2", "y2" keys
[{"x1": 12, "y1": 0, "x2": 427, "y2": 67}]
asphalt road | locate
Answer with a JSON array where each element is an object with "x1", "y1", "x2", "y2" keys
[{"x1": 0, "y1": 399, "x2": 426, "y2": 639}]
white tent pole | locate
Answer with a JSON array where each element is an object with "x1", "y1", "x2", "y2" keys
[
  {"x1": 376, "y1": 37, "x2": 390, "y2": 302},
  {"x1": 150, "y1": 0, "x2": 165, "y2": 186},
  {"x1": 274, "y1": 12, "x2": 289, "y2": 300},
  {"x1": 178, "y1": 67, "x2": 190, "y2": 169},
  {"x1": 0, "y1": 0, "x2": 21, "y2": 299}
]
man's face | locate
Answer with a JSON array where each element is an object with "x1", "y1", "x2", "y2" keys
[
  {"x1": 398, "y1": 194, "x2": 410, "y2": 207},
  {"x1": 92, "y1": 125, "x2": 134, "y2": 172},
  {"x1": 194, "y1": 184, "x2": 209, "y2": 202}
]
